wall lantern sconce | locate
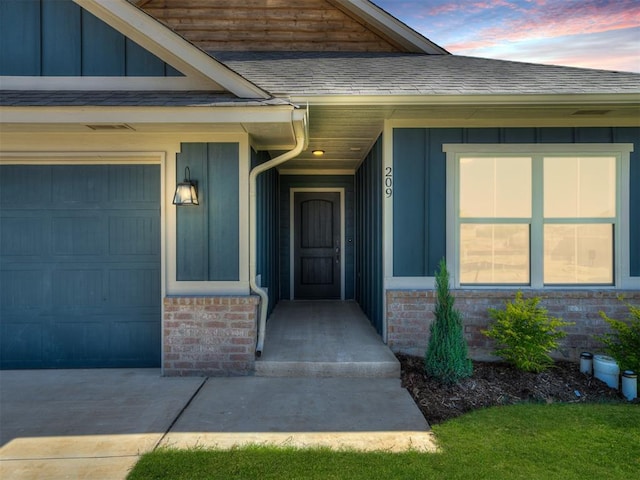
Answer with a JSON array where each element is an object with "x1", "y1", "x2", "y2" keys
[{"x1": 173, "y1": 166, "x2": 199, "y2": 206}]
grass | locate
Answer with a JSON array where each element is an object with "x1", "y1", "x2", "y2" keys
[{"x1": 128, "y1": 403, "x2": 640, "y2": 480}]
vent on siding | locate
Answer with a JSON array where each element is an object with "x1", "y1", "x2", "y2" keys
[
  {"x1": 571, "y1": 110, "x2": 611, "y2": 116},
  {"x1": 86, "y1": 124, "x2": 135, "y2": 131}
]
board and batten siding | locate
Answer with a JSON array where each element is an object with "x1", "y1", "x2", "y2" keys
[
  {"x1": 355, "y1": 137, "x2": 384, "y2": 334},
  {"x1": 0, "y1": 0, "x2": 181, "y2": 76},
  {"x1": 392, "y1": 127, "x2": 640, "y2": 278},
  {"x1": 176, "y1": 143, "x2": 240, "y2": 281},
  {"x1": 141, "y1": 0, "x2": 403, "y2": 52},
  {"x1": 253, "y1": 150, "x2": 280, "y2": 316}
]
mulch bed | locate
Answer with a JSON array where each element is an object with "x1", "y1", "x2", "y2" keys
[{"x1": 398, "y1": 354, "x2": 634, "y2": 425}]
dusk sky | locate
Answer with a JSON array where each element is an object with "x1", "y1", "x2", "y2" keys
[{"x1": 374, "y1": 0, "x2": 640, "y2": 73}]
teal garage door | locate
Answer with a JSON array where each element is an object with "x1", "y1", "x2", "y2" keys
[{"x1": 0, "y1": 164, "x2": 161, "y2": 368}]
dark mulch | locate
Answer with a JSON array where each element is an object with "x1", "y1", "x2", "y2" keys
[{"x1": 398, "y1": 354, "x2": 633, "y2": 425}]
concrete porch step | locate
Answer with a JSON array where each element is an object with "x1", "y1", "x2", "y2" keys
[
  {"x1": 255, "y1": 359, "x2": 400, "y2": 378},
  {"x1": 254, "y1": 301, "x2": 400, "y2": 378}
]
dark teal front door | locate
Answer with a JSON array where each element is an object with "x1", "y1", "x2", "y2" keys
[{"x1": 0, "y1": 164, "x2": 161, "y2": 368}]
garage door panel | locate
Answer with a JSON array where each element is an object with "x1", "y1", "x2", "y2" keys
[
  {"x1": 53, "y1": 216, "x2": 107, "y2": 255},
  {"x1": 0, "y1": 165, "x2": 53, "y2": 205},
  {"x1": 49, "y1": 320, "x2": 111, "y2": 364},
  {"x1": 109, "y1": 216, "x2": 159, "y2": 255},
  {"x1": 1, "y1": 270, "x2": 48, "y2": 309},
  {"x1": 0, "y1": 164, "x2": 160, "y2": 369},
  {"x1": 109, "y1": 165, "x2": 161, "y2": 203},
  {"x1": 1, "y1": 321, "x2": 44, "y2": 366},
  {"x1": 109, "y1": 268, "x2": 160, "y2": 306},
  {"x1": 0, "y1": 216, "x2": 49, "y2": 256},
  {"x1": 111, "y1": 317, "x2": 161, "y2": 363},
  {"x1": 52, "y1": 166, "x2": 109, "y2": 204},
  {"x1": 52, "y1": 269, "x2": 104, "y2": 307}
]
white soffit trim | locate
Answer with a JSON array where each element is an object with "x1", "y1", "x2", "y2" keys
[
  {"x1": 290, "y1": 93, "x2": 640, "y2": 106},
  {"x1": 74, "y1": 0, "x2": 270, "y2": 99},
  {"x1": 332, "y1": 0, "x2": 449, "y2": 54},
  {"x1": 0, "y1": 105, "x2": 299, "y2": 125}
]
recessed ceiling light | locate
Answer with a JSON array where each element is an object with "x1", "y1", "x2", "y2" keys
[
  {"x1": 312, "y1": 150, "x2": 325, "y2": 156},
  {"x1": 350, "y1": 147, "x2": 362, "y2": 151}
]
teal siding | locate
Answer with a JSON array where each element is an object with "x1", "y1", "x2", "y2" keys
[
  {"x1": 0, "y1": 0, "x2": 41, "y2": 75},
  {"x1": 176, "y1": 143, "x2": 240, "y2": 281},
  {"x1": 393, "y1": 127, "x2": 640, "y2": 277},
  {"x1": 0, "y1": 164, "x2": 161, "y2": 369},
  {"x1": 42, "y1": 0, "x2": 81, "y2": 75},
  {"x1": 355, "y1": 137, "x2": 383, "y2": 334},
  {"x1": 615, "y1": 127, "x2": 640, "y2": 276},
  {"x1": 253, "y1": 151, "x2": 280, "y2": 316},
  {"x1": 0, "y1": 0, "x2": 181, "y2": 77},
  {"x1": 280, "y1": 176, "x2": 355, "y2": 300},
  {"x1": 393, "y1": 129, "x2": 457, "y2": 277}
]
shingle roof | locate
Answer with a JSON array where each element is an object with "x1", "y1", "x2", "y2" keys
[
  {"x1": 0, "y1": 90, "x2": 290, "y2": 107},
  {"x1": 213, "y1": 52, "x2": 640, "y2": 97}
]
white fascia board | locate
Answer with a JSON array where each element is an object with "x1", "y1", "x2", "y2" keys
[
  {"x1": 291, "y1": 93, "x2": 640, "y2": 106},
  {"x1": 0, "y1": 76, "x2": 217, "y2": 91},
  {"x1": 74, "y1": 0, "x2": 270, "y2": 99},
  {"x1": 333, "y1": 0, "x2": 449, "y2": 54},
  {"x1": 0, "y1": 105, "x2": 297, "y2": 125}
]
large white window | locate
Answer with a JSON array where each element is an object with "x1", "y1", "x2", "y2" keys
[{"x1": 445, "y1": 144, "x2": 634, "y2": 288}]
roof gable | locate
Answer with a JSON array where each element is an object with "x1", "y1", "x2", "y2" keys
[{"x1": 134, "y1": 0, "x2": 447, "y2": 54}]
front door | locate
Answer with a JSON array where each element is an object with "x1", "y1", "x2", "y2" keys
[{"x1": 293, "y1": 192, "x2": 341, "y2": 299}]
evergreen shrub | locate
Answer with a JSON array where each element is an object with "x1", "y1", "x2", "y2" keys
[{"x1": 424, "y1": 259, "x2": 473, "y2": 383}]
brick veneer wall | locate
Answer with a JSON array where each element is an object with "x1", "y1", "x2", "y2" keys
[
  {"x1": 387, "y1": 290, "x2": 640, "y2": 362},
  {"x1": 163, "y1": 296, "x2": 259, "y2": 376}
]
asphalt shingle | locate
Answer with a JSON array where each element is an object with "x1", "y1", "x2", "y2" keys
[{"x1": 213, "y1": 52, "x2": 640, "y2": 97}]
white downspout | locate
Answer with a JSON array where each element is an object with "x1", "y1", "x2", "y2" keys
[{"x1": 250, "y1": 109, "x2": 308, "y2": 357}]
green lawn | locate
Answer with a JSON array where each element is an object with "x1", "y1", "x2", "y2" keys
[{"x1": 128, "y1": 403, "x2": 640, "y2": 480}]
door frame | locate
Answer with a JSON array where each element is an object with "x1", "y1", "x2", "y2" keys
[{"x1": 290, "y1": 187, "x2": 345, "y2": 300}]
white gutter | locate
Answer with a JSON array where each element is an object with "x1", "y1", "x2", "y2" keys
[{"x1": 250, "y1": 109, "x2": 308, "y2": 356}]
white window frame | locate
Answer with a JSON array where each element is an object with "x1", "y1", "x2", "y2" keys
[{"x1": 444, "y1": 143, "x2": 636, "y2": 289}]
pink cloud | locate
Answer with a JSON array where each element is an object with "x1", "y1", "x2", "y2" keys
[{"x1": 448, "y1": 0, "x2": 640, "y2": 50}]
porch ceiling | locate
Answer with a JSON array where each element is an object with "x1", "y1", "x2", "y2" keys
[{"x1": 273, "y1": 101, "x2": 640, "y2": 174}]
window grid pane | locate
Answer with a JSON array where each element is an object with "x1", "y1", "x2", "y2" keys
[
  {"x1": 544, "y1": 224, "x2": 613, "y2": 284},
  {"x1": 544, "y1": 156, "x2": 616, "y2": 218},
  {"x1": 460, "y1": 224, "x2": 530, "y2": 284},
  {"x1": 460, "y1": 157, "x2": 531, "y2": 218}
]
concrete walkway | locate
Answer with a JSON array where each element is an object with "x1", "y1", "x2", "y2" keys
[
  {"x1": 0, "y1": 370, "x2": 435, "y2": 480},
  {"x1": 256, "y1": 301, "x2": 400, "y2": 377}
]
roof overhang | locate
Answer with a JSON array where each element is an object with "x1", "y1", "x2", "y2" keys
[
  {"x1": 0, "y1": 104, "x2": 308, "y2": 151},
  {"x1": 289, "y1": 93, "x2": 640, "y2": 107},
  {"x1": 331, "y1": 0, "x2": 449, "y2": 54},
  {"x1": 74, "y1": 0, "x2": 270, "y2": 98}
]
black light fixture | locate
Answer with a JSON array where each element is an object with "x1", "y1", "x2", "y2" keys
[{"x1": 173, "y1": 166, "x2": 199, "y2": 206}]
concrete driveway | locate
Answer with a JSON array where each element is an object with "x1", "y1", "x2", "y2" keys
[
  {"x1": 1, "y1": 370, "x2": 435, "y2": 480},
  {"x1": 0, "y1": 369, "x2": 204, "y2": 480}
]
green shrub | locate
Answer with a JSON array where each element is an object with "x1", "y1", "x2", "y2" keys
[
  {"x1": 483, "y1": 292, "x2": 573, "y2": 373},
  {"x1": 424, "y1": 259, "x2": 473, "y2": 383},
  {"x1": 597, "y1": 299, "x2": 640, "y2": 373}
]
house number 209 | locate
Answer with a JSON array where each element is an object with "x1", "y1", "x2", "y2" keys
[{"x1": 385, "y1": 167, "x2": 393, "y2": 197}]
